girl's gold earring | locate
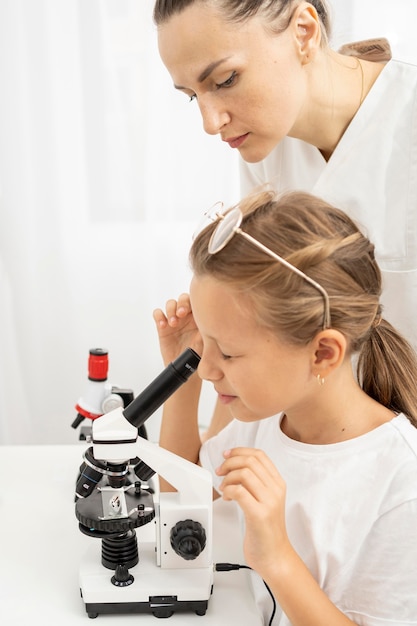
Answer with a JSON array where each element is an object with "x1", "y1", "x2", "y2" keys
[{"x1": 317, "y1": 374, "x2": 325, "y2": 386}]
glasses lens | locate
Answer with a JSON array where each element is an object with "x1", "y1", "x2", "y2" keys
[{"x1": 208, "y1": 207, "x2": 243, "y2": 253}]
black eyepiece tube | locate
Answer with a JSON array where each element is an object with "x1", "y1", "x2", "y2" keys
[{"x1": 122, "y1": 347, "x2": 200, "y2": 430}]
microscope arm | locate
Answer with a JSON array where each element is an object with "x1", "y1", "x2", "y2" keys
[{"x1": 92, "y1": 412, "x2": 212, "y2": 508}]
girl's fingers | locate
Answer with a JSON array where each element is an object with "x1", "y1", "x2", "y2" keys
[
  {"x1": 176, "y1": 293, "x2": 192, "y2": 316},
  {"x1": 216, "y1": 448, "x2": 285, "y2": 502},
  {"x1": 153, "y1": 308, "x2": 168, "y2": 327},
  {"x1": 217, "y1": 448, "x2": 282, "y2": 483},
  {"x1": 153, "y1": 295, "x2": 193, "y2": 329},
  {"x1": 160, "y1": 295, "x2": 193, "y2": 325},
  {"x1": 164, "y1": 298, "x2": 182, "y2": 324}
]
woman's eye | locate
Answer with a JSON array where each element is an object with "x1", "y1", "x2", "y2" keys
[
  {"x1": 189, "y1": 94, "x2": 197, "y2": 102},
  {"x1": 216, "y1": 71, "x2": 237, "y2": 90},
  {"x1": 221, "y1": 352, "x2": 233, "y2": 360}
]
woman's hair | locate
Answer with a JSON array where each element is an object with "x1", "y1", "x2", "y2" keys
[
  {"x1": 153, "y1": 0, "x2": 331, "y2": 43},
  {"x1": 190, "y1": 191, "x2": 417, "y2": 427}
]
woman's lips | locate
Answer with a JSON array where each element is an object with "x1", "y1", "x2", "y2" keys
[{"x1": 223, "y1": 133, "x2": 249, "y2": 149}]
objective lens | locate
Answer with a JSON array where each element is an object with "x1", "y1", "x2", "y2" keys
[
  {"x1": 133, "y1": 459, "x2": 155, "y2": 482},
  {"x1": 75, "y1": 447, "x2": 129, "y2": 499},
  {"x1": 76, "y1": 461, "x2": 103, "y2": 499}
]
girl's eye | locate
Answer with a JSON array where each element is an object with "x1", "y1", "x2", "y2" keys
[
  {"x1": 221, "y1": 352, "x2": 233, "y2": 360},
  {"x1": 216, "y1": 71, "x2": 237, "y2": 90}
]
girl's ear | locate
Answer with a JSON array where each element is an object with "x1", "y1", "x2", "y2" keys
[
  {"x1": 292, "y1": 2, "x2": 322, "y2": 64},
  {"x1": 311, "y1": 329, "x2": 347, "y2": 377}
]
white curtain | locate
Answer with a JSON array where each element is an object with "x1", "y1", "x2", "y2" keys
[{"x1": 0, "y1": 0, "x2": 414, "y2": 444}]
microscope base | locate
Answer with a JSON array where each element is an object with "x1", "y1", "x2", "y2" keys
[
  {"x1": 84, "y1": 598, "x2": 209, "y2": 619},
  {"x1": 79, "y1": 540, "x2": 213, "y2": 619}
]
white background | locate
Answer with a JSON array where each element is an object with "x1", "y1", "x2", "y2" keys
[{"x1": 0, "y1": 0, "x2": 415, "y2": 444}]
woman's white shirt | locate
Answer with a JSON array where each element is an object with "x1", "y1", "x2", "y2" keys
[{"x1": 240, "y1": 59, "x2": 417, "y2": 347}]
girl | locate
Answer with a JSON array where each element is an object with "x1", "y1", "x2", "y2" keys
[{"x1": 153, "y1": 191, "x2": 417, "y2": 625}]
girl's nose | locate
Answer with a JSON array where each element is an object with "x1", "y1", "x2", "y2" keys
[{"x1": 197, "y1": 349, "x2": 224, "y2": 382}]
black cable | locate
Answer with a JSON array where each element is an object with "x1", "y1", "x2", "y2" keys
[{"x1": 215, "y1": 563, "x2": 276, "y2": 626}]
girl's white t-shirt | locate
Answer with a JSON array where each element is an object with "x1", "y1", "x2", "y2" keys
[{"x1": 200, "y1": 413, "x2": 417, "y2": 625}]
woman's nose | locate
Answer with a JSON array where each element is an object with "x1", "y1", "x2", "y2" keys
[{"x1": 198, "y1": 97, "x2": 230, "y2": 135}]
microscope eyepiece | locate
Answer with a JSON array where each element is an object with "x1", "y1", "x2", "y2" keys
[{"x1": 122, "y1": 348, "x2": 200, "y2": 429}]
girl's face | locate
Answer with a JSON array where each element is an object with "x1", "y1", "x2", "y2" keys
[
  {"x1": 157, "y1": 3, "x2": 308, "y2": 163},
  {"x1": 190, "y1": 274, "x2": 316, "y2": 422}
]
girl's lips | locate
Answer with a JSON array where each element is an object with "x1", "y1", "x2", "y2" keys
[
  {"x1": 217, "y1": 393, "x2": 237, "y2": 405},
  {"x1": 223, "y1": 133, "x2": 249, "y2": 149}
]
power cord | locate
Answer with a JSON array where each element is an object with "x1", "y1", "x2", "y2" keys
[{"x1": 215, "y1": 563, "x2": 276, "y2": 626}]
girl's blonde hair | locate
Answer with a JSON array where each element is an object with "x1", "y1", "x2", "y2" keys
[{"x1": 190, "y1": 191, "x2": 417, "y2": 427}]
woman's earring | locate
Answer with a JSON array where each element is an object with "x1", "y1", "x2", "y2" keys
[{"x1": 317, "y1": 374, "x2": 325, "y2": 386}]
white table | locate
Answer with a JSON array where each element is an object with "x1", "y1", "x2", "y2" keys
[{"x1": 0, "y1": 444, "x2": 262, "y2": 625}]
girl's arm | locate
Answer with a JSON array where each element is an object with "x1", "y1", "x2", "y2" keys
[
  {"x1": 153, "y1": 294, "x2": 204, "y2": 490},
  {"x1": 153, "y1": 292, "x2": 233, "y2": 461}
]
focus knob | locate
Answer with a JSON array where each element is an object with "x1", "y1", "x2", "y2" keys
[
  {"x1": 170, "y1": 519, "x2": 206, "y2": 560},
  {"x1": 111, "y1": 564, "x2": 134, "y2": 587}
]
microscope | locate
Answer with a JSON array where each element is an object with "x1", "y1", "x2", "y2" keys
[
  {"x1": 71, "y1": 348, "x2": 146, "y2": 441},
  {"x1": 74, "y1": 348, "x2": 214, "y2": 619}
]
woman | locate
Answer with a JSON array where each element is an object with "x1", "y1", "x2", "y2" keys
[
  {"x1": 153, "y1": 190, "x2": 417, "y2": 625},
  {"x1": 153, "y1": 0, "x2": 417, "y2": 436}
]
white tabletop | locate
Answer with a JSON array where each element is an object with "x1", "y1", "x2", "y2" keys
[{"x1": 0, "y1": 443, "x2": 262, "y2": 625}]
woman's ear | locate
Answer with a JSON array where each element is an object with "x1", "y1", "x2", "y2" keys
[
  {"x1": 311, "y1": 329, "x2": 347, "y2": 377},
  {"x1": 292, "y1": 2, "x2": 322, "y2": 64}
]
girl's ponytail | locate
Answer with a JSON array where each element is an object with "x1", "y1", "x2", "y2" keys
[{"x1": 358, "y1": 318, "x2": 417, "y2": 427}]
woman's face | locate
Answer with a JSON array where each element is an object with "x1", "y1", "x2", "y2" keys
[{"x1": 157, "y1": 3, "x2": 308, "y2": 163}]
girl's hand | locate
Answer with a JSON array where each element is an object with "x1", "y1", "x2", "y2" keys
[
  {"x1": 153, "y1": 293, "x2": 203, "y2": 365},
  {"x1": 218, "y1": 448, "x2": 358, "y2": 626},
  {"x1": 216, "y1": 447, "x2": 291, "y2": 577}
]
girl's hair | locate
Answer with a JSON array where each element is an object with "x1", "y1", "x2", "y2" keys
[
  {"x1": 190, "y1": 191, "x2": 417, "y2": 427},
  {"x1": 153, "y1": 0, "x2": 331, "y2": 43}
]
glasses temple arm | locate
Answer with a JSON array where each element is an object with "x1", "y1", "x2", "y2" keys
[{"x1": 239, "y1": 230, "x2": 331, "y2": 329}]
